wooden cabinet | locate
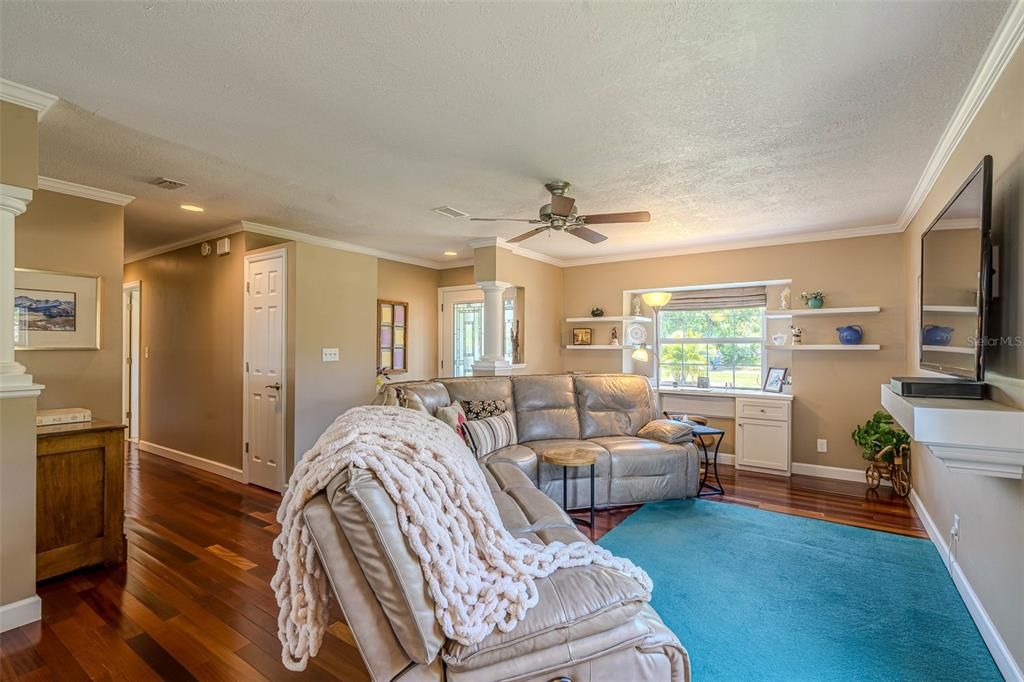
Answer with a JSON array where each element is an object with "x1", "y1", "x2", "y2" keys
[
  {"x1": 736, "y1": 398, "x2": 791, "y2": 475},
  {"x1": 36, "y1": 420, "x2": 126, "y2": 581}
]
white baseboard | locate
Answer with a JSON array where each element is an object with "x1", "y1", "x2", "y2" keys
[
  {"x1": 138, "y1": 440, "x2": 245, "y2": 483},
  {"x1": 791, "y1": 461, "x2": 891, "y2": 486},
  {"x1": 0, "y1": 595, "x2": 41, "y2": 633},
  {"x1": 910, "y1": 490, "x2": 1023, "y2": 682}
]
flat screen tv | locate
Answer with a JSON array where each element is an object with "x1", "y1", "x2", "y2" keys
[{"x1": 919, "y1": 155, "x2": 993, "y2": 380}]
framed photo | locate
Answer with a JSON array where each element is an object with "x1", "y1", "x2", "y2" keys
[
  {"x1": 572, "y1": 327, "x2": 593, "y2": 345},
  {"x1": 763, "y1": 367, "x2": 788, "y2": 393},
  {"x1": 14, "y1": 269, "x2": 100, "y2": 350}
]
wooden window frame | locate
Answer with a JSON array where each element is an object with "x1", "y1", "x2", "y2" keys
[{"x1": 378, "y1": 299, "x2": 409, "y2": 375}]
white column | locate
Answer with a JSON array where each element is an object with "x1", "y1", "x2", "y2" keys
[
  {"x1": 0, "y1": 184, "x2": 35, "y2": 393},
  {"x1": 472, "y1": 280, "x2": 512, "y2": 375}
]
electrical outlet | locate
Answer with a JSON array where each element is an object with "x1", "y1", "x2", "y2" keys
[
  {"x1": 321, "y1": 347, "x2": 339, "y2": 362},
  {"x1": 951, "y1": 514, "x2": 960, "y2": 540},
  {"x1": 144, "y1": 346, "x2": 150, "y2": 359},
  {"x1": 816, "y1": 438, "x2": 828, "y2": 453}
]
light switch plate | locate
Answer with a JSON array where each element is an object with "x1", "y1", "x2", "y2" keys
[{"x1": 322, "y1": 347, "x2": 339, "y2": 362}]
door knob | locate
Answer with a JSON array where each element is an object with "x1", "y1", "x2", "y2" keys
[{"x1": 265, "y1": 382, "x2": 282, "y2": 391}]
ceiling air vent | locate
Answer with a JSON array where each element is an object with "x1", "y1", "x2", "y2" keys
[
  {"x1": 150, "y1": 177, "x2": 188, "y2": 190},
  {"x1": 432, "y1": 205, "x2": 468, "y2": 218}
]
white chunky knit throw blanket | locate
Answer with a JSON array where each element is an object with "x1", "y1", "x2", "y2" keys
[{"x1": 272, "y1": 405, "x2": 652, "y2": 671}]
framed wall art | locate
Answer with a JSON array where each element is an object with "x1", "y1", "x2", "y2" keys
[{"x1": 14, "y1": 268, "x2": 100, "y2": 350}]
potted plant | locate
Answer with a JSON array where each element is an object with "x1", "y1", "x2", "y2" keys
[
  {"x1": 800, "y1": 290, "x2": 825, "y2": 309},
  {"x1": 852, "y1": 410, "x2": 912, "y2": 495}
]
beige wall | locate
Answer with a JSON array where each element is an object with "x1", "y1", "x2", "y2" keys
[
  {"x1": 124, "y1": 232, "x2": 245, "y2": 468},
  {"x1": 16, "y1": 190, "x2": 125, "y2": 423},
  {"x1": 0, "y1": 395, "x2": 38, "y2": 608},
  {"x1": 494, "y1": 249, "x2": 565, "y2": 374},
  {"x1": 439, "y1": 265, "x2": 474, "y2": 287},
  {"x1": 0, "y1": 99, "x2": 39, "y2": 619},
  {"x1": 292, "y1": 242, "x2": 378, "y2": 460},
  {"x1": 901, "y1": 44, "x2": 1024, "y2": 666},
  {"x1": 562, "y1": 234, "x2": 907, "y2": 469},
  {"x1": 378, "y1": 259, "x2": 439, "y2": 381},
  {"x1": 0, "y1": 101, "x2": 38, "y2": 189}
]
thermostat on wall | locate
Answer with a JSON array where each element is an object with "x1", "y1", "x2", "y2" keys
[{"x1": 216, "y1": 237, "x2": 231, "y2": 255}]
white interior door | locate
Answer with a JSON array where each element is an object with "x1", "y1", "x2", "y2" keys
[
  {"x1": 245, "y1": 253, "x2": 287, "y2": 492},
  {"x1": 122, "y1": 283, "x2": 140, "y2": 440},
  {"x1": 440, "y1": 288, "x2": 484, "y2": 377}
]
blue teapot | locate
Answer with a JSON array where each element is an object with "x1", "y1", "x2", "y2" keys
[
  {"x1": 836, "y1": 325, "x2": 863, "y2": 345},
  {"x1": 922, "y1": 325, "x2": 954, "y2": 346}
]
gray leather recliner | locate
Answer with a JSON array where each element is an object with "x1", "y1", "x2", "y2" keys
[{"x1": 301, "y1": 373, "x2": 694, "y2": 681}]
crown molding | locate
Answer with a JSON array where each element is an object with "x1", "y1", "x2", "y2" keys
[
  {"x1": 555, "y1": 222, "x2": 902, "y2": 268},
  {"x1": 896, "y1": 1, "x2": 1024, "y2": 231},
  {"x1": 468, "y1": 236, "x2": 564, "y2": 267},
  {"x1": 240, "y1": 220, "x2": 446, "y2": 269},
  {"x1": 124, "y1": 223, "x2": 243, "y2": 264},
  {"x1": 0, "y1": 78, "x2": 58, "y2": 119},
  {"x1": 38, "y1": 177, "x2": 134, "y2": 206}
]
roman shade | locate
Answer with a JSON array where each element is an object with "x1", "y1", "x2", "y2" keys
[{"x1": 661, "y1": 286, "x2": 767, "y2": 311}]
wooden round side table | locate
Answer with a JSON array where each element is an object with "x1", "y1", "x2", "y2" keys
[{"x1": 541, "y1": 447, "x2": 597, "y2": 531}]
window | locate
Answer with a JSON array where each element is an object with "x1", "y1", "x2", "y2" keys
[
  {"x1": 658, "y1": 306, "x2": 764, "y2": 389},
  {"x1": 378, "y1": 300, "x2": 408, "y2": 374}
]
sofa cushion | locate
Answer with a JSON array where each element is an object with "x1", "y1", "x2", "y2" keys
[
  {"x1": 442, "y1": 564, "x2": 647, "y2": 670},
  {"x1": 327, "y1": 467, "x2": 444, "y2": 665},
  {"x1": 463, "y1": 412, "x2": 517, "y2": 457},
  {"x1": 440, "y1": 377, "x2": 515, "y2": 416},
  {"x1": 381, "y1": 381, "x2": 452, "y2": 416},
  {"x1": 637, "y1": 419, "x2": 694, "y2": 444},
  {"x1": 575, "y1": 374, "x2": 657, "y2": 439},
  {"x1": 594, "y1": 436, "x2": 701, "y2": 504},
  {"x1": 591, "y1": 436, "x2": 692, "y2": 477},
  {"x1": 511, "y1": 375, "x2": 580, "y2": 442}
]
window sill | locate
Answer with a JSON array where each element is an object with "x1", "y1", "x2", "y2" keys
[{"x1": 658, "y1": 386, "x2": 793, "y2": 401}]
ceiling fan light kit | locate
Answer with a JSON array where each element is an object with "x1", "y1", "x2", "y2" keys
[{"x1": 469, "y1": 180, "x2": 651, "y2": 245}]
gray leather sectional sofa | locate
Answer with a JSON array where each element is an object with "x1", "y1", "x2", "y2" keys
[{"x1": 301, "y1": 373, "x2": 694, "y2": 681}]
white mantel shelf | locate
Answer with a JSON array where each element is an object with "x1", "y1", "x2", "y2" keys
[
  {"x1": 565, "y1": 344, "x2": 628, "y2": 350},
  {"x1": 768, "y1": 344, "x2": 881, "y2": 351},
  {"x1": 565, "y1": 315, "x2": 652, "y2": 323},
  {"x1": 765, "y1": 306, "x2": 880, "y2": 319},
  {"x1": 880, "y1": 384, "x2": 1024, "y2": 479}
]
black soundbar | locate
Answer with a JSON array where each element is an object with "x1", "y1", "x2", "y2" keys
[{"x1": 890, "y1": 377, "x2": 987, "y2": 400}]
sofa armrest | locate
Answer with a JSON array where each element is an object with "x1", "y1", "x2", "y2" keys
[{"x1": 442, "y1": 564, "x2": 648, "y2": 675}]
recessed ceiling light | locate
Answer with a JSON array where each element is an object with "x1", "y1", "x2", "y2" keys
[
  {"x1": 443, "y1": 250, "x2": 458, "y2": 257},
  {"x1": 180, "y1": 204, "x2": 204, "y2": 212},
  {"x1": 432, "y1": 206, "x2": 469, "y2": 218}
]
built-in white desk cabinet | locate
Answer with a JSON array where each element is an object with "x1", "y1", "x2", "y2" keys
[{"x1": 660, "y1": 388, "x2": 793, "y2": 476}]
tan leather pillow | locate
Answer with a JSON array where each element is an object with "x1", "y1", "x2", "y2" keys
[{"x1": 637, "y1": 418, "x2": 694, "y2": 444}]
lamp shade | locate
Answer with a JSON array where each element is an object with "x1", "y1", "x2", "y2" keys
[
  {"x1": 641, "y1": 291, "x2": 672, "y2": 308},
  {"x1": 631, "y1": 345, "x2": 650, "y2": 362}
]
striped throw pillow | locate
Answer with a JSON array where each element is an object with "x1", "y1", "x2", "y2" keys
[{"x1": 462, "y1": 411, "x2": 517, "y2": 458}]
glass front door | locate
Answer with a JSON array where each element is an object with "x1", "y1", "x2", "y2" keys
[{"x1": 452, "y1": 301, "x2": 484, "y2": 377}]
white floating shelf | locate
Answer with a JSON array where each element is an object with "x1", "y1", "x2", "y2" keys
[
  {"x1": 565, "y1": 315, "x2": 652, "y2": 323},
  {"x1": 765, "y1": 306, "x2": 881, "y2": 319},
  {"x1": 881, "y1": 385, "x2": 1024, "y2": 479},
  {"x1": 923, "y1": 345, "x2": 974, "y2": 355},
  {"x1": 767, "y1": 344, "x2": 881, "y2": 351},
  {"x1": 922, "y1": 305, "x2": 977, "y2": 314},
  {"x1": 565, "y1": 345, "x2": 629, "y2": 350}
]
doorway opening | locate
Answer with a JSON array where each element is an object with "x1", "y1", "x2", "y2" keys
[{"x1": 122, "y1": 281, "x2": 141, "y2": 441}]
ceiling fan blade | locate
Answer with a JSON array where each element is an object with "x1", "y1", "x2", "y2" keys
[
  {"x1": 581, "y1": 211, "x2": 651, "y2": 225},
  {"x1": 567, "y1": 226, "x2": 608, "y2": 243},
  {"x1": 507, "y1": 227, "x2": 550, "y2": 243},
  {"x1": 469, "y1": 217, "x2": 542, "y2": 223},
  {"x1": 550, "y1": 194, "x2": 576, "y2": 217}
]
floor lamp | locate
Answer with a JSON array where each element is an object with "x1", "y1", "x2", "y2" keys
[{"x1": 639, "y1": 291, "x2": 672, "y2": 384}]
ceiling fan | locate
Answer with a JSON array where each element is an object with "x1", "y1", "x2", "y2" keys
[{"x1": 469, "y1": 181, "x2": 651, "y2": 244}]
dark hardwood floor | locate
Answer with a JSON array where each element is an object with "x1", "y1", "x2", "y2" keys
[{"x1": 1, "y1": 445, "x2": 924, "y2": 681}]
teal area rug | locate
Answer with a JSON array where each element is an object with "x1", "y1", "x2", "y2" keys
[{"x1": 598, "y1": 500, "x2": 1000, "y2": 681}]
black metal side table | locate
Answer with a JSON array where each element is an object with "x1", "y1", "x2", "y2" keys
[
  {"x1": 689, "y1": 423, "x2": 726, "y2": 496},
  {"x1": 665, "y1": 413, "x2": 726, "y2": 496}
]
